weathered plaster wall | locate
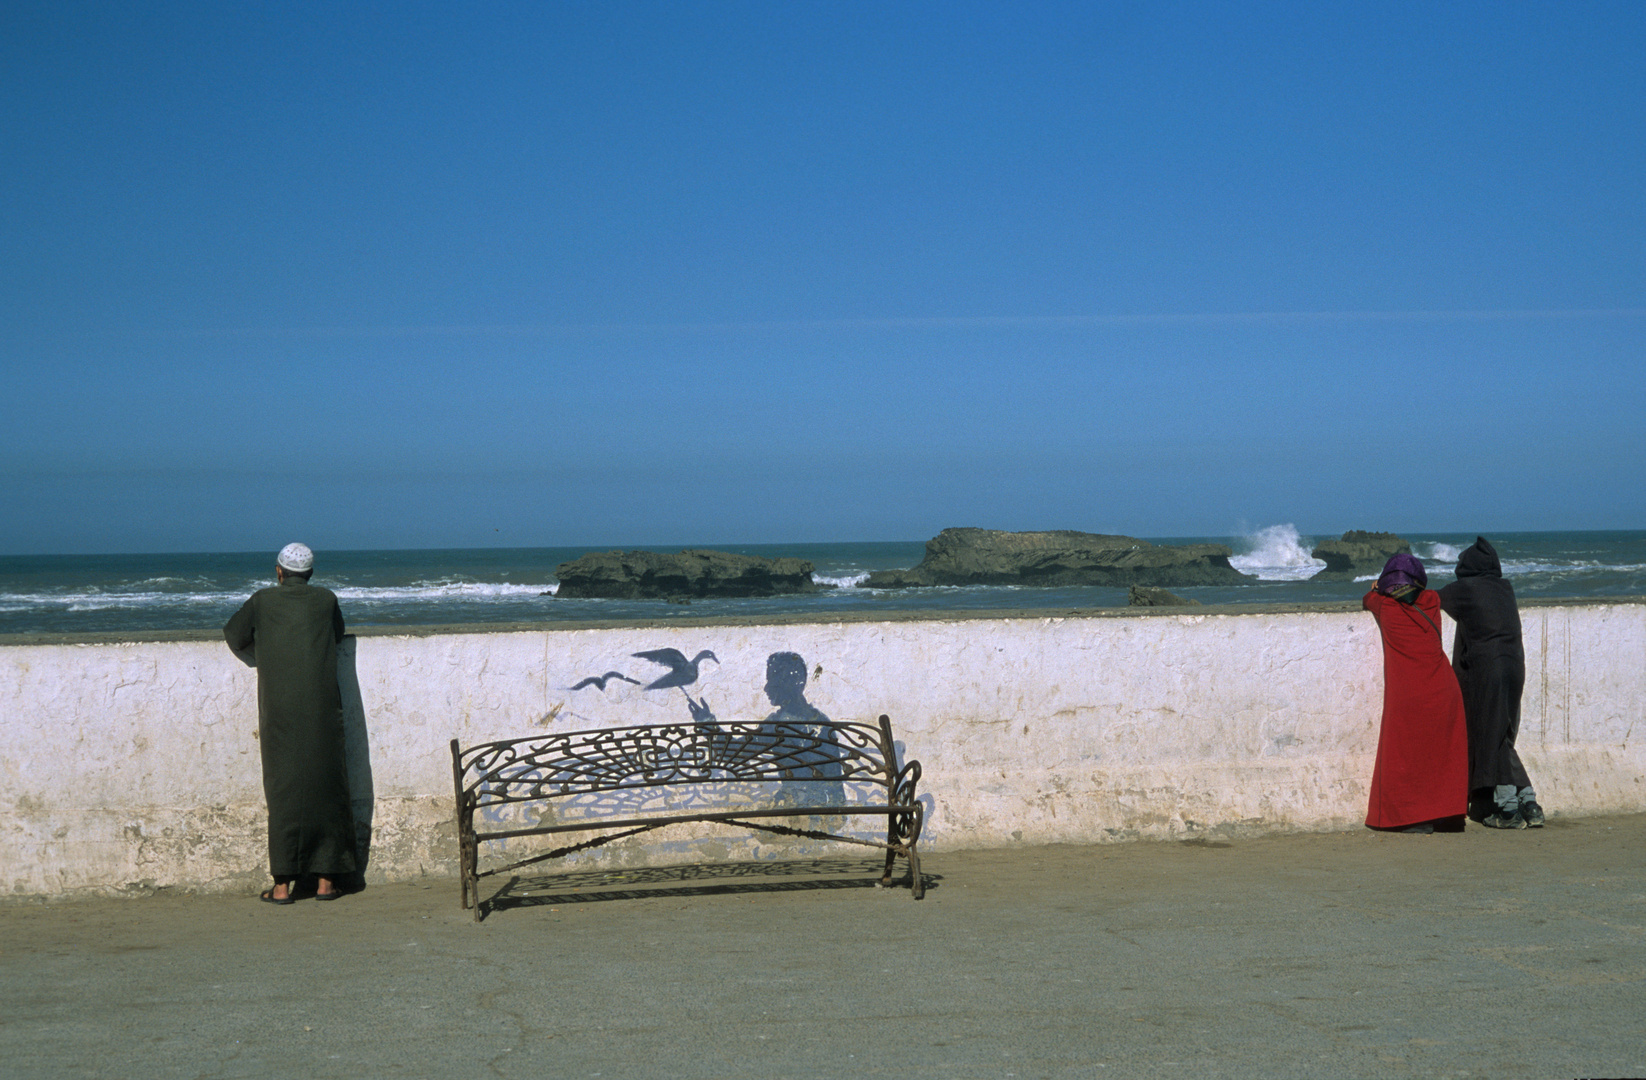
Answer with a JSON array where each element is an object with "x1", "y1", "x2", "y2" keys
[{"x1": 3, "y1": 602, "x2": 1642, "y2": 898}]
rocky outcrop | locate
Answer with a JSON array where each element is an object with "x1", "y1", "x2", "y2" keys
[
  {"x1": 553, "y1": 550, "x2": 823, "y2": 599},
  {"x1": 1127, "y1": 585, "x2": 1201, "y2": 607},
  {"x1": 1308, "y1": 531, "x2": 1412, "y2": 581},
  {"x1": 860, "y1": 528, "x2": 1251, "y2": 589}
]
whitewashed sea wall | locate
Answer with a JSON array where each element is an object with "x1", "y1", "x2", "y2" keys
[{"x1": 3, "y1": 601, "x2": 1642, "y2": 898}]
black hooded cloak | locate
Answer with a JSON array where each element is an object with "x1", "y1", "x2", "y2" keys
[{"x1": 1437, "y1": 537, "x2": 1531, "y2": 792}]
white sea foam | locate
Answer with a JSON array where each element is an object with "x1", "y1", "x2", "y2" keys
[
  {"x1": 812, "y1": 572, "x2": 870, "y2": 588},
  {"x1": 11, "y1": 590, "x2": 241, "y2": 611},
  {"x1": 1, "y1": 579, "x2": 556, "y2": 611},
  {"x1": 1412, "y1": 542, "x2": 1461, "y2": 565},
  {"x1": 1228, "y1": 524, "x2": 1327, "y2": 581},
  {"x1": 331, "y1": 581, "x2": 551, "y2": 602},
  {"x1": 1497, "y1": 560, "x2": 1646, "y2": 577}
]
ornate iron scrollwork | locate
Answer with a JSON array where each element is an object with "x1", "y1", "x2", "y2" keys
[
  {"x1": 450, "y1": 715, "x2": 924, "y2": 917},
  {"x1": 889, "y1": 759, "x2": 924, "y2": 844},
  {"x1": 459, "y1": 720, "x2": 891, "y2": 806}
]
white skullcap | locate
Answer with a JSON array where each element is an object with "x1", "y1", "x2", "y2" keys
[{"x1": 276, "y1": 542, "x2": 314, "y2": 572}]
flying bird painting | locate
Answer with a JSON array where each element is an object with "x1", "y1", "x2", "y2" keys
[
  {"x1": 632, "y1": 648, "x2": 719, "y2": 692},
  {"x1": 569, "y1": 671, "x2": 643, "y2": 692}
]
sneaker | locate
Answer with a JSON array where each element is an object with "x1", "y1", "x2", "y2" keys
[
  {"x1": 1480, "y1": 807, "x2": 1527, "y2": 830},
  {"x1": 1520, "y1": 800, "x2": 1545, "y2": 828}
]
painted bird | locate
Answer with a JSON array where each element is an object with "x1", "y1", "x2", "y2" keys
[
  {"x1": 632, "y1": 648, "x2": 719, "y2": 691},
  {"x1": 569, "y1": 671, "x2": 642, "y2": 692}
]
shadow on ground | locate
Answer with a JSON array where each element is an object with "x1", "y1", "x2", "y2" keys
[{"x1": 479, "y1": 856, "x2": 938, "y2": 917}]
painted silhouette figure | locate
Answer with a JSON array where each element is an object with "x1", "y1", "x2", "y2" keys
[
  {"x1": 681, "y1": 652, "x2": 845, "y2": 807},
  {"x1": 760, "y1": 652, "x2": 845, "y2": 808}
]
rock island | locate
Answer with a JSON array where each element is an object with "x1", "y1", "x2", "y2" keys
[{"x1": 861, "y1": 528, "x2": 1251, "y2": 589}]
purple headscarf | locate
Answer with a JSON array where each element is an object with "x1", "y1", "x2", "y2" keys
[{"x1": 1375, "y1": 553, "x2": 1428, "y2": 601}]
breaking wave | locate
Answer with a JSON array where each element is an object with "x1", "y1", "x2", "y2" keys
[
  {"x1": 1229, "y1": 524, "x2": 1326, "y2": 581},
  {"x1": 1416, "y1": 541, "x2": 1463, "y2": 565},
  {"x1": 332, "y1": 581, "x2": 549, "y2": 603},
  {"x1": 1, "y1": 589, "x2": 252, "y2": 612},
  {"x1": 812, "y1": 572, "x2": 870, "y2": 588},
  {"x1": 0, "y1": 579, "x2": 555, "y2": 613}
]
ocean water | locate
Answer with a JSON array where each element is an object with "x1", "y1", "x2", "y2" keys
[{"x1": 1, "y1": 529, "x2": 1642, "y2": 636}]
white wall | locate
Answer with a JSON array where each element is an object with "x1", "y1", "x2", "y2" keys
[{"x1": 3, "y1": 601, "x2": 1642, "y2": 898}]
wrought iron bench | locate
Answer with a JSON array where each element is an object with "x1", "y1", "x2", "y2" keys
[{"x1": 450, "y1": 714, "x2": 924, "y2": 918}]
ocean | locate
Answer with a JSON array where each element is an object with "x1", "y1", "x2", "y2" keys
[{"x1": 2, "y1": 529, "x2": 1642, "y2": 637}]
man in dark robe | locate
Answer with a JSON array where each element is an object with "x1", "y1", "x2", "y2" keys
[
  {"x1": 224, "y1": 543, "x2": 358, "y2": 902},
  {"x1": 1439, "y1": 537, "x2": 1543, "y2": 829}
]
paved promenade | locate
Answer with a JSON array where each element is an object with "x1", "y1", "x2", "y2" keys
[{"x1": 4, "y1": 814, "x2": 1645, "y2": 1079}]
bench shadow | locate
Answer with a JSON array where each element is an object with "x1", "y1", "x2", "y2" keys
[{"x1": 478, "y1": 857, "x2": 939, "y2": 919}]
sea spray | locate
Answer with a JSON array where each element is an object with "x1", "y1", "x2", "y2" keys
[
  {"x1": 1228, "y1": 524, "x2": 1327, "y2": 581},
  {"x1": 1417, "y1": 541, "x2": 1463, "y2": 565},
  {"x1": 812, "y1": 572, "x2": 870, "y2": 588}
]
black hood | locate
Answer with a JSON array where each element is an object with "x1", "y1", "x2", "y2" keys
[{"x1": 1455, "y1": 536, "x2": 1502, "y2": 579}]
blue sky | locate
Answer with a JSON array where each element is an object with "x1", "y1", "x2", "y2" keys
[{"x1": 3, "y1": 2, "x2": 1642, "y2": 553}]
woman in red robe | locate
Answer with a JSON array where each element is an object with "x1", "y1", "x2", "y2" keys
[{"x1": 1361, "y1": 553, "x2": 1469, "y2": 833}]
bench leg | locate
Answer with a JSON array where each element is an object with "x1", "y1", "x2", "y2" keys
[
  {"x1": 458, "y1": 828, "x2": 477, "y2": 914},
  {"x1": 903, "y1": 800, "x2": 926, "y2": 898}
]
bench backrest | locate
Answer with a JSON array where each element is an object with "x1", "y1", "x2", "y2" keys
[{"x1": 455, "y1": 719, "x2": 901, "y2": 811}]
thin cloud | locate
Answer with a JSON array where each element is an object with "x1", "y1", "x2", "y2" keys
[{"x1": 154, "y1": 306, "x2": 1646, "y2": 340}]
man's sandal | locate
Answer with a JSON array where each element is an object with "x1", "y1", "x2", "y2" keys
[{"x1": 259, "y1": 887, "x2": 296, "y2": 906}]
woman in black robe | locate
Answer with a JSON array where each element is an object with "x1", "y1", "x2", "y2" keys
[{"x1": 1438, "y1": 537, "x2": 1543, "y2": 829}]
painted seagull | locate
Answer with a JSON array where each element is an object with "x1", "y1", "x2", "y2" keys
[
  {"x1": 569, "y1": 671, "x2": 643, "y2": 692},
  {"x1": 632, "y1": 648, "x2": 719, "y2": 694}
]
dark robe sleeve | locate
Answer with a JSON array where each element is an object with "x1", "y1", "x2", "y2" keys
[{"x1": 224, "y1": 597, "x2": 256, "y2": 653}]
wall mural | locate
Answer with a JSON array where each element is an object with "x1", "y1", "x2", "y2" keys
[
  {"x1": 567, "y1": 671, "x2": 640, "y2": 692},
  {"x1": 476, "y1": 646, "x2": 856, "y2": 848}
]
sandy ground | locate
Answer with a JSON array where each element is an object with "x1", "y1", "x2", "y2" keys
[{"x1": 3, "y1": 814, "x2": 1644, "y2": 1079}]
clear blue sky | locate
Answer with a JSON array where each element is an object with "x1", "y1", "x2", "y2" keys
[{"x1": 3, "y1": 2, "x2": 1642, "y2": 554}]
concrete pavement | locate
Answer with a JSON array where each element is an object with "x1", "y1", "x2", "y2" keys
[{"x1": 3, "y1": 814, "x2": 1645, "y2": 1078}]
